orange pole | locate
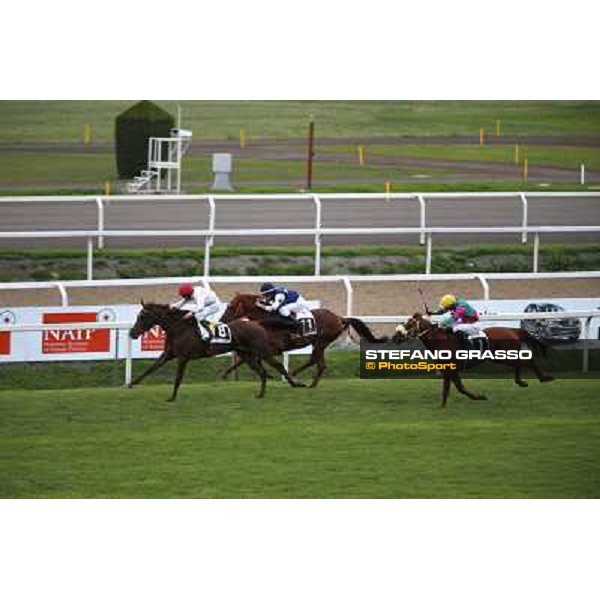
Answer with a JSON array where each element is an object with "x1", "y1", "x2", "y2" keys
[{"x1": 358, "y1": 146, "x2": 365, "y2": 166}]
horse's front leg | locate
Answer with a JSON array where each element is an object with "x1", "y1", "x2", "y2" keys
[
  {"x1": 168, "y1": 355, "x2": 190, "y2": 402},
  {"x1": 129, "y1": 350, "x2": 173, "y2": 387}
]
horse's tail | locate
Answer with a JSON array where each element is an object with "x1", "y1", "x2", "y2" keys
[
  {"x1": 342, "y1": 317, "x2": 388, "y2": 342},
  {"x1": 522, "y1": 330, "x2": 552, "y2": 359}
]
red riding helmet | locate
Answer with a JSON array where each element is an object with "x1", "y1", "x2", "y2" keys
[{"x1": 178, "y1": 283, "x2": 194, "y2": 297}]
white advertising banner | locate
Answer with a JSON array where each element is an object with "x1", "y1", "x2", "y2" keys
[
  {"x1": 0, "y1": 305, "x2": 153, "y2": 363},
  {"x1": 470, "y1": 297, "x2": 600, "y2": 339},
  {"x1": 0, "y1": 301, "x2": 320, "y2": 363}
]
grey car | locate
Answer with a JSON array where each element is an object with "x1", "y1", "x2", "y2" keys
[{"x1": 520, "y1": 303, "x2": 582, "y2": 341}]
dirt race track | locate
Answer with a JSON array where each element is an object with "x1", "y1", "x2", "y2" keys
[{"x1": 1, "y1": 193, "x2": 600, "y2": 249}]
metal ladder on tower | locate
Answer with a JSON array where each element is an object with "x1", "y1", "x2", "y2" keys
[{"x1": 127, "y1": 128, "x2": 192, "y2": 194}]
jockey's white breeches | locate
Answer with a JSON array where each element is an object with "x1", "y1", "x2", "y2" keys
[
  {"x1": 453, "y1": 322, "x2": 482, "y2": 337},
  {"x1": 195, "y1": 302, "x2": 222, "y2": 340},
  {"x1": 196, "y1": 301, "x2": 221, "y2": 323},
  {"x1": 279, "y1": 296, "x2": 309, "y2": 318}
]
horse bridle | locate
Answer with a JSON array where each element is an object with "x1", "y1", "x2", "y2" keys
[{"x1": 397, "y1": 318, "x2": 431, "y2": 341}]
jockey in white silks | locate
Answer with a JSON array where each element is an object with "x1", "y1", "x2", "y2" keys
[
  {"x1": 170, "y1": 282, "x2": 222, "y2": 341},
  {"x1": 257, "y1": 282, "x2": 311, "y2": 333}
]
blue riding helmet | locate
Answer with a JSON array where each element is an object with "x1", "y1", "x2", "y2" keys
[{"x1": 260, "y1": 282, "x2": 278, "y2": 295}]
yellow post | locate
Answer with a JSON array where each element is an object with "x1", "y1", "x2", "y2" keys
[
  {"x1": 523, "y1": 159, "x2": 528, "y2": 183},
  {"x1": 479, "y1": 127, "x2": 485, "y2": 146},
  {"x1": 385, "y1": 180, "x2": 391, "y2": 201},
  {"x1": 514, "y1": 144, "x2": 520, "y2": 165},
  {"x1": 358, "y1": 145, "x2": 365, "y2": 166},
  {"x1": 240, "y1": 127, "x2": 246, "y2": 149},
  {"x1": 104, "y1": 181, "x2": 111, "y2": 196},
  {"x1": 495, "y1": 120, "x2": 501, "y2": 137},
  {"x1": 83, "y1": 124, "x2": 92, "y2": 144}
]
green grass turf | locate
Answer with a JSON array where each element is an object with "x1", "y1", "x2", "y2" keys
[
  {"x1": 0, "y1": 149, "x2": 596, "y2": 195},
  {"x1": 1, "y1": 101, "x2": 599, "y2": 142},
  {"x1": 0, "y1": 152, "x2": 453, "y2": 190},
  {"x1": 1, "y1": 375, "x2": 598, "y2": 499}
]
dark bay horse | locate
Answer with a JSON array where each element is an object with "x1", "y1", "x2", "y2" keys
[
  {"x1": 128, "y1": 303, "x2": 306, "y2": 401},
  {"x1": 393, "y1": 313, "x2": 554, "y2": 408},
  {"x1": 220, "y1": 293, "x2": 387, "y2": 387}
]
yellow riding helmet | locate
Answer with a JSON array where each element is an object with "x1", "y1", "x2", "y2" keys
[{"x1": 439, "y1": 294, "x2": 457, "y2": 309}]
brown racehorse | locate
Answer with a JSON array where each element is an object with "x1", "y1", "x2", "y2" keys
[
  {"x1": 220, "y1": 293, "x2": 387, "y2": 387},
  {"x1": 128, "y1": 302, "x2": 306, "y2": 401},
  {"x1": 392, "y1": 313, "x2": 554, "y2": 408}
]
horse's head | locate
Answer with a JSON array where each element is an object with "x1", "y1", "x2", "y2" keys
[
  {"x1": 129, "y1": 302, "x2": 169, "y2": 339},
  {"x1": 221, "y1": 293, "x2": 262, "y2": 323},
  {"x1": 392, "y1": 312, "x2": 434, "y2": 343}
]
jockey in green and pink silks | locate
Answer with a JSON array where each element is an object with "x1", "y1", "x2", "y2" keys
[{"x1": 430, "y1": 294, "x2": 482, "y2": 339}]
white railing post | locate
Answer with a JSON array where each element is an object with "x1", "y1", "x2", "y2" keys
[
  {"x1": 204, "y1": 195, "x2": 216, "y2": 278},
  {"x1": 533, "y1": 232, "x2": 540, "y2": 273},
  {"x1": 475, "y1": 274, "x2": 490, "y2": 300},
  {"x1": 96, "y1": 196, "x2": 105, "y2": 249},
  {"x1": 87, "y1": 237, "x2": 94, "y2": 280},
  {"x1": 342, "y1": 276, "x2": 354, "y2": 316},
  {"x1": 55, "y1": 283, "x2": 69, "y2": 306},
  {"x1": 125, "y1": 331, "x2": 133, "y2": 386},
  {"x1": 425, "y1": 233, "x2": 433, "y2": 274},
  {"x1": 313, "y1": 194, "x2": 322, "y2": 276},
  {"x1": 519, "y1": 192, "x2": 528, "y2": 244},
  {"x1": 417, "y1": 194, "x2": 426, "y2": 245},
  {"x1": 580, "y1": 164, "x2": 585, "y2": 186}
]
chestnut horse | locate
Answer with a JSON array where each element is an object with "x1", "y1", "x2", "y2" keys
[
  {"x1": 128, "y1": 303, "x2": 306, "y2": 401},
  {"x1": 393, "y1": 313, "x2": 554, "y2": 408},
  {"x1": 220, "y1": 293, "x2": 387, "y2": 387}
]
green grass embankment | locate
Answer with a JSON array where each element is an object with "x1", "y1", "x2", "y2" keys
[{"x1": 1, "y1": 243, "x2": 599, "y2": 281}]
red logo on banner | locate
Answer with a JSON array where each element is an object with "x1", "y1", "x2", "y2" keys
[
  {"x1": 42, "y1": 312, "x2": 110, "y2": 354},
  {"x1": 0, "y1": 332, "x2": 10, "y2": 355},
  {"x1": 141, "y1": 325, "x2": 166, "y2": 352}
]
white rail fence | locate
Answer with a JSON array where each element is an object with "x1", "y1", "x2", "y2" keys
[
  {"x1": 1, "y1": 192, "x2": 599, "y2": 277},
  {"x1": 2, "y1": 271, "x2": 599, "y2": 310},
  {"x1": 1, "y1": 310, "x2": 599, "y2": 382}
]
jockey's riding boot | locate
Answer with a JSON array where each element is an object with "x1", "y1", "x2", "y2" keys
[
  {"x1": 455, "y1": 329, "x2": 470, "y2": 350},
  {"x1": 200, "y1": 320, "x2": 213, "y2": 342},
  {"x1": 281, "y1": 316, "x2": 302, "y2": 334}
]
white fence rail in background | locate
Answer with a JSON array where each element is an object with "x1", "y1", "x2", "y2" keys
[
  {"x1": 1, "y1": 271, "x2": 599, "y2": 312},
  {"x1": 1, "y1": 226, "x2": 600, "y2": 279},
  {"x1": 1, "y1": 310, "x2": 599, "y2": 382},
  {"x1": 1, "y1": 192, "x2": 600, "y2": 276}
]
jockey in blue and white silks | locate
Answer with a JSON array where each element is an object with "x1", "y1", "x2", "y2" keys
[{"x1": 258, "y1": 282, "x2": 311, "y2": 330}]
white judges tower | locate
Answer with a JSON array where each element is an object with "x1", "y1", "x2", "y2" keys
[{"x1": 127, "y1": 127, "x2": 192, "y2": 194}]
